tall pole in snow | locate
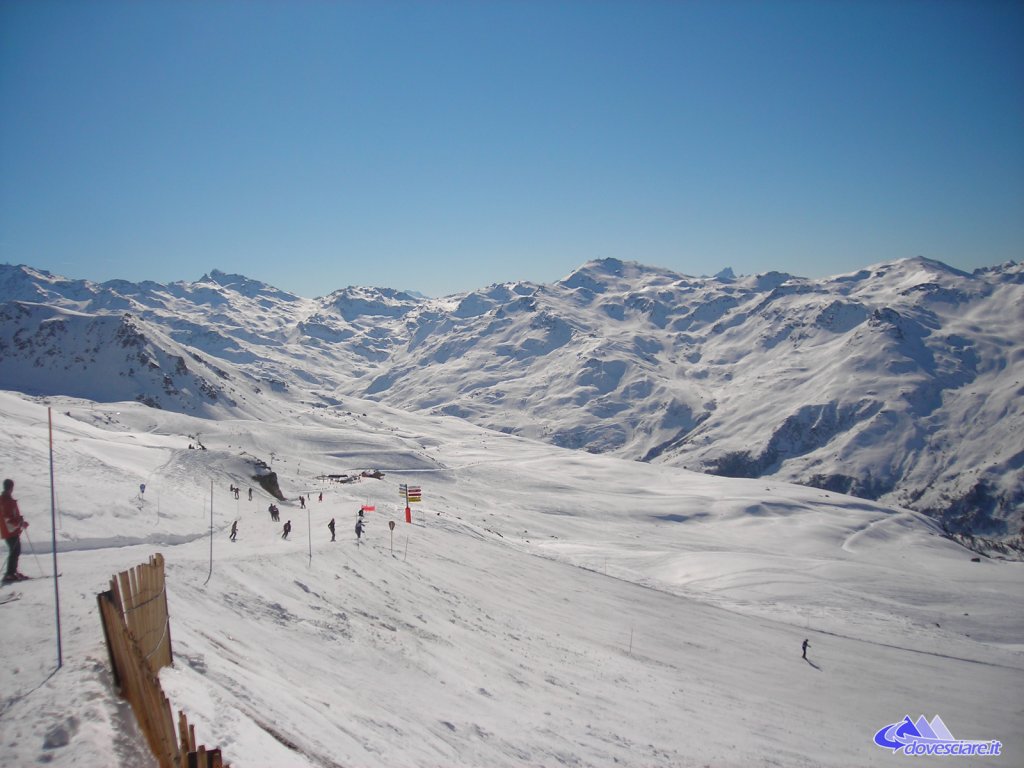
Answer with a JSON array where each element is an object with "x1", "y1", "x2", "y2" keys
[
  {"x1": 48, "y1": 408, "x2": 63, "y2": 669},
  {"x1": 204, "y1": 480, "x2": 213, "y2": 585}
]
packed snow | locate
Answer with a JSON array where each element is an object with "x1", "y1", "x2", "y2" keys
[{"x1": 1, "y1": 390, "x2": 1021, "y2": 766}]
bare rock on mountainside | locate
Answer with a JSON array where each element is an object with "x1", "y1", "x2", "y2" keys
[{"x1": 0, "y1": 257, "x2": 1021, "y2": 538}]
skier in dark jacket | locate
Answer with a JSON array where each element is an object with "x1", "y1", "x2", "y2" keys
[
  {"x1": 282, "y1": 520, "x2": 292, "y2": 539},
  {"x1": 802, "y1": 639, "x2": 810, "y2": 659},
  {"x1": 230, "y1": 520, "x2": 238, "y2": 541},
  {"x1": 355, "y1": 518, "x2": 364, "y2": 542},
  {"x1": 328, "y1": 518, "x2": 336, "y2": 542}
]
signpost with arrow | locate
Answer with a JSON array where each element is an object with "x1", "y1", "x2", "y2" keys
[{"x1": 399, "y1": 483, "x2": 422, "y2": 523}]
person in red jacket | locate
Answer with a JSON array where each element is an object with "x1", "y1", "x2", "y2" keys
[{"x1": 1, "y1": 479, "x2": 28, "y2": 584}]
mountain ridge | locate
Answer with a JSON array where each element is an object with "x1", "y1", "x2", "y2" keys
[{"x1": 1, "y1": 257, "x2": 1021, "y2": 537}]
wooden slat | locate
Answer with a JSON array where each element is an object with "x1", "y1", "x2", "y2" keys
[{"x1": 101, "y1": 556, "x2": 222, "y2": 768}]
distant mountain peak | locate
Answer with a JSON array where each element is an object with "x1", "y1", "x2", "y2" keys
[{"x1": 198, "y1": 269, "x2": 299, "y2": 301}]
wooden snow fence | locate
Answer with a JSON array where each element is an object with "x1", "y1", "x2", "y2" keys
[{"x1": 97, "y1": 553, "x2": 225, "y2": 768}]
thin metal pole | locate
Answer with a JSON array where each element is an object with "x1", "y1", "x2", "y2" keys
[
  {"x1": 204, "y1": 480, "x2": 213, "y2": 585},
  {"x1": 48, "y1": 408, "x2": 63, "y2": 669}
]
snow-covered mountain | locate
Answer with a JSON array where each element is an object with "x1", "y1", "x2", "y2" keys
[{"x1": 1, "y1": 258, "x2": 1021, "y2": 537}]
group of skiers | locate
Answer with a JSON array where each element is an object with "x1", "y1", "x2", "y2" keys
[
  {"x1": 295, "y1": 492, "x2": 324, "y2": 509},
  {"x1": 327, "y1": 514, "x2": 364, "y2": 542},
  {"x1": 231, "y1": 509, "x2": 363, "y2": 542},
  {"x1": 228, "y1": 484, "x2": 253, "y2": 501},
  {"x1": 225, "y1": 480, "x2": 368, "y2": 545}
]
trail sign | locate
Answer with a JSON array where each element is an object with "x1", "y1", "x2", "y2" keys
[
  {"x1": 399, "y1": 484, "x2": 422, "y2": 503},
  {"x1": 399, "y1": 483, "x2": 422, "y2": 523}
]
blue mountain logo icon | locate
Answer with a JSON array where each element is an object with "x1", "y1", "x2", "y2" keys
[{"x1": 873, "y1": 715, "x2": 1002, "y2": 757}]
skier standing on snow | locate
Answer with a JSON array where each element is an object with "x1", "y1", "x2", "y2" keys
[
  {"x1": 328, "y1": 518, "x2": 336, "y2": 542},
  {"x1": 282, "y1": 520, "x2": 292, "y2": 539},
  {"x1": 230, "y1": 520, "x2": 238, "y2": 541},
  {"x1": 248, "y1": 487, "x2": 253, "y2": 501},
  {"x1": 300, "y1": 495, "x2": 306, "y2": 509},
  {"x1": 1, "y1": 479, "x2": 29, "y2": 584},
  {"x1": 355, "y1": 518, "x2": 364, "y2": 543},
  {"x1": 802, "y1": 639, "x2": 810, "y2": 659}
]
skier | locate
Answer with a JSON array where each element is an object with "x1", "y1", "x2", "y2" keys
[
  {"x1": 328, "y1": 518, "x2": 336, "y2": 542},
  {"x1": 357, "y1": 507, "x2": 364, "y2": 519},
  {"x1": 355, "y1": 518, "x2": 364, "y2": 543},
  {"x1": 248, "y1": 487, "x2": 253, "y2": 501},
  {"x1": 802, "y1": 639, "x2": 810, "y2": 660},
  {"x1": 300, "y1": 495, "x2": 306, "y2": 509},
  {"x1": 282, "y1": 520, "x2": 292, "y2": 540},
  {"x1": 230, "y1": 520, "x2": 238, "y2": 541},
  {"x1": 318, "y1": 492, "x2": 323, "y2": 503},
  {"x1": 1, "y1": 479, "x2": 29, "y2": 584}
]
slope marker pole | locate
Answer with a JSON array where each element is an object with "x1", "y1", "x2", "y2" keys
[
  {"x1": 48, "y1": 407, "x2": 63, "y2": 669},
  {"x1": 204, "y1": 480, "x2": 213, "y2": 585}
]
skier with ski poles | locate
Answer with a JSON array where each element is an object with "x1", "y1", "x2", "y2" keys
[{"x1": 1, "y1": 479, "x2": 29, "y2": 584}]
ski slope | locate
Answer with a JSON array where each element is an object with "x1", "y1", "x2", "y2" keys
[{"x1": 0, "y1": 390, "x2": 1021, "y2": 766}]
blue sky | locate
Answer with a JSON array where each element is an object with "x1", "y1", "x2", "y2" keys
[{"x1": 1, "y1": 0, "x2": 1021, "y2": 298}]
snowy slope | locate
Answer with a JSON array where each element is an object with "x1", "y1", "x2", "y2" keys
[
  {"x1": 0, "y1": 257, "x2": 1021, "y2": 537},
  {"x1": 0, "y1": 391, "x2": 1021, "y2": 767}
]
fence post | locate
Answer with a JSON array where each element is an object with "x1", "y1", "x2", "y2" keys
[{"x1": 99, "y1": 555, "x2": 224, "y2": 768}]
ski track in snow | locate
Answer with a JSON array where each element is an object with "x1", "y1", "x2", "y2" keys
[{"x1": 0, "y1": 391, "x2": 1021, "y2": 767}]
